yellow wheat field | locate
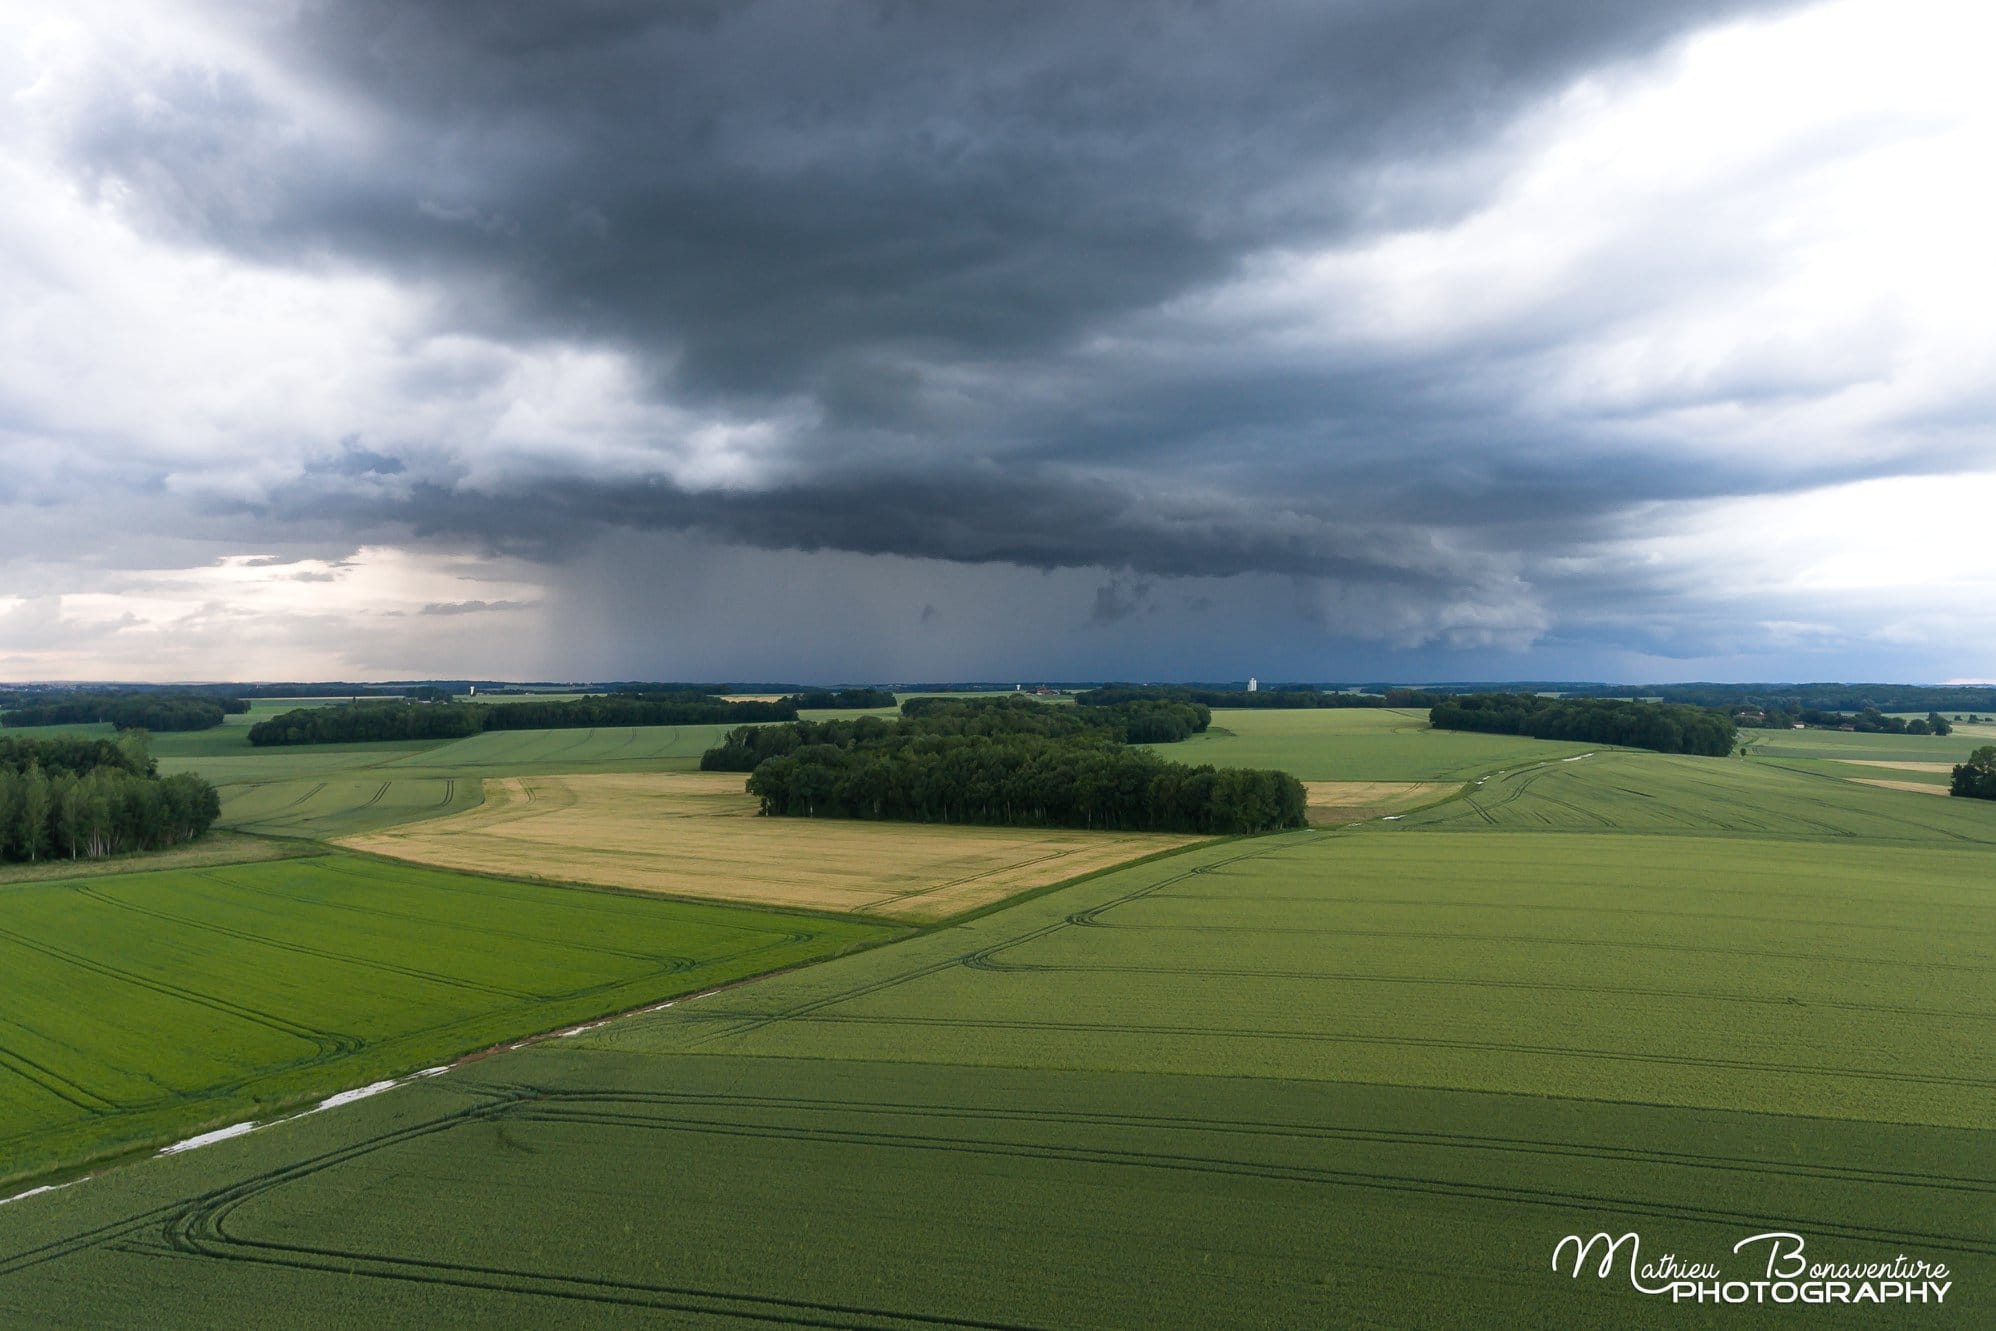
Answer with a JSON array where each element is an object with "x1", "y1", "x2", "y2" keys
[
  {"x1": 1849, "y1": 777, "x2": 1950, "y2": 797},
  {"x1": 341, "y1": 771, "x2": 1201, "y2": 922},
  {"x1": 1301, "y1": 780, "x2": 1455, "y2": 825}
]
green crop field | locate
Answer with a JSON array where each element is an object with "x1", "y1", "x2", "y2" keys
[
  {"x1": 152, "y1": 723, "x2": 753, "y2": 840},
  {"x1": 1398, "y1": 748, "x2": 1996, "y2": 842},
  {"x1": 0, "y1": 854, "x2": 891, "y2": 1189},
  {"x1": 0, "y1": 832, "x2": 316, "y2": 886},
  {"x1": 5, "y1": 1048, "x2": 1980, "y2": 1329},
  {"x1": 1151, "y1": 706, "x2": 1595, "y2": 780},
  {"x1": 1742, "y1": 724, "x2": 1991, "y2": 764},
  {"x1": 575, "y1": 825, "x2": 1993, "y2": 1127},
  {"x1": 4, "y1": 710, "x2": 1992, "y2": 1326},
  {"x1": 216, "y1": 774, "x2": 485, "y2": 839}
]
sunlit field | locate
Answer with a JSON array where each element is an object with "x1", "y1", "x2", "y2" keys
[{"x1": 344, "y1": 771, "x2": 1200, "y2": 921}]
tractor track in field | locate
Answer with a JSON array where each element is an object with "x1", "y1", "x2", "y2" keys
[
  {"x1": 952, "y1": 957, "x2": 1996, "y2": 1022},
  {"x1": 116, "y1": 1090, "x2": 1996, "y2": 1287},
  {"x1": 262, "y1": 782, "x2": 327, "y2": 815},
  {"x1": 496, "y1": 1102, "x2": 1996, "y2": 1257},
  {"x1": 0, "y1": 1041, "x2": 119, "y2": 1115},
  {"x1": 80, "y1": 1096, "x2": 1052, "y2": 1329},
  {"x1": 709, "y1": 1010, "x2": 1996, "y2": 1092},
  {"x1": 143, "y1": 866, "x2": 699, "y2": 965},
  {"x1": 692, "y1": 835, "x2": 1319, "y2": 1045},
  {"x1": 115, "y1": 874, "x2": 543, "y2": 1002},
  {"x1": 1054, "y1": 917, "x2": 1996, "y2": 971},
  {"x1": 12, "y1": 1080, "x2": 1976, "y2": 1319},
  {"x1": 0, "y1": 921, "x2": 348, "y2": 1059},
  {"x1": 1150, "y1": 888, "x2": 1996, "y2": 929},
  {"x1": 468, "y1": 1085, "x2": 1996, "y2": 1194},
  {"x1": 1157, "y1": 853, "x2": 1996, "y2": 913}
]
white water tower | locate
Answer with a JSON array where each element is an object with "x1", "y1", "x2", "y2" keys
[{"x1": 1247, "y1": 676, "x2": 1258, "y2": 693}]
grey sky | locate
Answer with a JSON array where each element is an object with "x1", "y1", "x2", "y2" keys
[{"x1": 1, "y1": 0, "x2": 1990, "y2": 682}]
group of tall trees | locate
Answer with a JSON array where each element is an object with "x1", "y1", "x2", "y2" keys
[
  {"x1": 1100, "y1": 699, "x2": 1213, "y2": 742},
  {"x1": 2, "y1": 691, "x2": 248, "y2": 733},
  {"x1": 246, "y1": 694, "x2": 798, "y2": 746},
  {"x1": 704, "y1": 695, "x2": 1303, "y2": 835},
  {"x1": 1429, "y1": 694, "x2": 1736, "y2": 757},
  {"x1": 1952, "y1": 747, "x2": 1996, "y2": 801},
  {"x1": 0, "y1": 735, "x2": 219, "y2": 862},
  {"x1": 1077, "y1": 684, "x2": 1444, "y2": 710}
]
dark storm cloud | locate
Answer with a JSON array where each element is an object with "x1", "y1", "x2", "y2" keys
[
  {"x1": 75, "y1": 0, "x2": 1798, "y2": 408},
  {"x1": 313, "y1": 438, "x2": 406, "y2": 478},
  {"x1": 45, "y1": 0, "x2": 1968, "y2": 682},
  {"x1": 272, "y1": 465, "x2": 1512, "y2": 599},
  {"x1": 1089, "y1": 578, "x2": 1154, "y2": 627}
]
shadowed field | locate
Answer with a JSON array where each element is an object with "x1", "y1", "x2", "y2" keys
[
  {"x1": 5, "y1": 818, "x2": 1988, "y2": 1327},
  {"x1": 6, "y1": 713, "x2": 1993, "y2": 1327}
]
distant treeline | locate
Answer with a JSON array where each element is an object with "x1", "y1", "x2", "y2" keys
[
  {"x1": 246, "y1": 694, "x2": 798, "y2": 746},
  {"x1": 704, "y1": 695, "x2": 1211, "y2": 771},
  {"x1": 1739, "y1": 706, "x2": 1952, "y2": 735},
  {"x1": 177, "y1": 683, "x2": 456, "y2": 701},
  {"x1": 611, "y1": 685, "x2": 896, "y2": 709},
  {"x1": 703, "y1": 695, "x2": 1300, "y2": 835},
  {"x1": 3, "y1": 691, "x2": 249, "y2": 733},
  {"x1": 0, "y1": 735, "x2": 152, "y2": 779},
  {"x1": 0, "y1": 735, "x2": 220, "y2": 862},
  {"x1": 791, "y1": 688, "x2": 899, "y2": 709},
  {"x1": 1953, "y1": 748, "x2": 1996, "y2": 801},
  {"x1": 1584, "y1": 683, "x2": 1996, "y2": 713},
  {"x1": 1077, "y1": 684, "x2": 1445, "y2": 711},
  {"x1": 1430, "y1": 694, "x2": 1736, "y2": 757}
]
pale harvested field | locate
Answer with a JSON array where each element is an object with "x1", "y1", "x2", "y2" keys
[
  {"x1": 341, "y1": 772, "x2": 1202, "y2": 922},
  {"x1": 1850, "y1": 778, "x2": 1951, "y2": 797},
  {"x1": 1831, "y1": 759, "x2": 1955, "y2": 773},
  {"x1": 1302, "y1": 780, "x2": 1455, "y2": 826}
]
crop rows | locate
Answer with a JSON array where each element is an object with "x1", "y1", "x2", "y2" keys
[
  {"x1": 4, "y1": 708, "x2": 1992, "y2": 1326},
  {"x1": 3, "y1": 1053, "x2": 1988, "y2": 1327},
  {"x1": 0, "y1": 855, "x2": 890, "y2": 1187}
]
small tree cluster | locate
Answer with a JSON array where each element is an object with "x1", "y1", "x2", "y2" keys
[
  {"x1": 3, "y1": 691, "x2": 247, "y2": 732},
  {"x1": 705, "y1": 695, "x2": 1297, "y2": 835},
  {"x1": 1951, "y1": 747, "x2": 1996, "y2": 801}
]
